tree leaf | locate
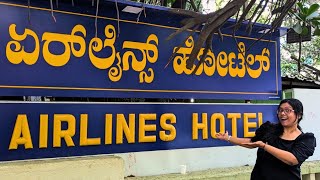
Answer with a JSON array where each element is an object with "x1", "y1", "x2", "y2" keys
[
  {"x1": 301, "y1": 26, "x2": 309, "y2": 35},
  {"x1": 311, "y1": 17, "x2": 320, "y2": 21},
  {"x1": 293, "y1": 23, "x2": 302, "y2": 34},
  {"x1": 314, "y1": 28, "x2": 320, "y2": 36},
  {"x1": 306, "y1": 11, "x2": 319, "y2": 20},
  {"x1": 296, "y1": 2, "x2": 304, "y2": 10},
  {"x1": 293, "y1": 12, "x2": 304, "y2": 21},
  {"x1": 307, "y1": 4, "x2": 320, "y2": 16},
  {"x1": 300, "y1": 14, "x2": 307, "y2": 21},
  {"x1": 297, "y1": 2, "x2": 307, "y2": 14},
  {"x1": 311, "y1": 20, "x2": 320, "y2": 26}
]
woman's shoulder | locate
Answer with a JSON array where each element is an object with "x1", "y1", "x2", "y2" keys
[
  {"x1": 297, "y1": 132, "x2": 316, "y2": 141},
  {"x1": 292, "y1": 132, "x2": 316, "y2": 164},
  {"x1": 294, "y1": 132, "x2": 317, "y2": 149}
]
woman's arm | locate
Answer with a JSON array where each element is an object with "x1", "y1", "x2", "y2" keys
[
  {"x1": 242, "y1": 141, "x2": 299, "y2": 166},
  {"x1": 216, "y1": 131, "x2": 252, "y2": 148},
  {"x1": 264, "y1": 143, "x2": 299, "y2": 166},
  {"x1": 217, "y1": 132, "x2": 299, "y2": 165}
]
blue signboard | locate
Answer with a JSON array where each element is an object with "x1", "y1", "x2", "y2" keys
[
  {"x1": 0, "y1": 0, "x2": 281, "y2": 100},
  {"x1": 0, "y1": 102, "x2": 278, "y2": 161}
]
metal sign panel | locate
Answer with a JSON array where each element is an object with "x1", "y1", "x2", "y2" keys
[
  {"x1": 0, "y1": 102, "x2": 278, "y2": 161},
  {"x1": 0, "y1": 1, "x2": 281, "y2": 100}
]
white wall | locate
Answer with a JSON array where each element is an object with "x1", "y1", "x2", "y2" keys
[
  {"x1": 292, "y1": 88, "x2": 320, "y2": 161},
  {"x1": 116, "y1": 146, "x2": 257, "y2": 176}
]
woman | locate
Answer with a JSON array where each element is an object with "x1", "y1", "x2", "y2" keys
[{"x1": 216, "y1": 98, "x2": 316, "y2": 180}]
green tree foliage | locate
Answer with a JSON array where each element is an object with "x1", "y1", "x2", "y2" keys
[
  {"x1": 281, "y1": 36, "x2": 320, "y2": 77},
  {"x1": 280, "y1": 1, "x2": 320, "y2": 79},
  {"x1": 290, "y1": 1, "x2": 320, "y2": 36}
]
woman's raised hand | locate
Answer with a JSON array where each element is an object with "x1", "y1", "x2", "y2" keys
[
  {"x1": 241, "y1": 141, "x2": 266, "y2": 149},
  {"x1": 216, "y1": 131, "x2": 229, "y2": 141}
]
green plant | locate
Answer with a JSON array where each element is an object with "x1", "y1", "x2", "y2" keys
[{"x1": 290, "y1": 2, "x2": 320, "y2": 36}]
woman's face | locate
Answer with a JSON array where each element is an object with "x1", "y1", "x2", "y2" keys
[{"x1": 277, "y1": 102, "x2": 298, "y2": 128}]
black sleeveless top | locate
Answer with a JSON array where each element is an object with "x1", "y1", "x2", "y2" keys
[{"x1": 250, "y1": 122, "x2": 316, "y2": 180}]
